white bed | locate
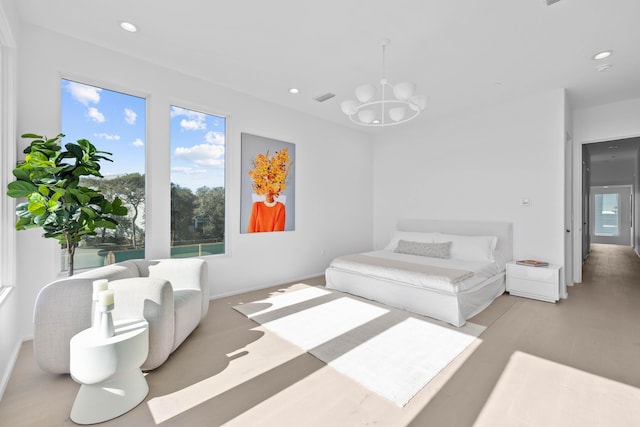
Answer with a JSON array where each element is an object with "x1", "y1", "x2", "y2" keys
[{"x1": 325, "y1": 219, "x2": 513, "y2": 327}]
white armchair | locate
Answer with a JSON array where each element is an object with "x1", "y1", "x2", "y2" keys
[{"x1": 33, "y1": 258, "x2": 209, "y2": 373}]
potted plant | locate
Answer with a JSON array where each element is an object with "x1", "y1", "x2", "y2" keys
[{"x1": 6, "y1": 133, "x2": 128, "y2": 276}]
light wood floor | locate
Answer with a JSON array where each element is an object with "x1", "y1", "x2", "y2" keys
[{"x1": 1, "y1": 243, "x2": 639, "y2": 426}]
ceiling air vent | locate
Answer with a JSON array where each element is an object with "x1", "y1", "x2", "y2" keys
[{"x1": 314, "y1": 93, "x2": 336, "y2": 103}]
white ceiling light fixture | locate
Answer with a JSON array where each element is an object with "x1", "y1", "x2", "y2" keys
[
  {"x1": 593, "y1": 50, "x2": 612, "y2": 60},
  {"x1": 120, "y1": 21, "x2": 138, "y2": 33},
  {"x1": 340, "y1": 39, "x2": 426, "y2": 127}
]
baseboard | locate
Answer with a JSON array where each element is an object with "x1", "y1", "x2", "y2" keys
[
  {"x1": 209, "y1": 272, "x2": 326, "y2": 300},
  {"x1": 0, "y1": 338, "x2": 23, "y2": 401}
]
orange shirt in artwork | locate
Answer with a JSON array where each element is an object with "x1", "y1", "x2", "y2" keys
[{"x1": 247, "y1": 201, "x2": 286, "y2": 232}]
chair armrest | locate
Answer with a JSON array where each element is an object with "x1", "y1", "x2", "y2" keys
[
  {"x1": 108, "y1": 277, "x2": 175, "y2": 370},
  {"x1": 132, "y1": 258, "x2": 209, "y2": 320}
]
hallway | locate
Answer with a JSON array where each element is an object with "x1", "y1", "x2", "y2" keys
[{"x1": 582, "y1": 243, "x2": 640, "y2": 294}]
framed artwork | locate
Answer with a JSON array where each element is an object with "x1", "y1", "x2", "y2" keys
[{"x1": 241, "y1": 133, "x2": 295, "y2": 233}]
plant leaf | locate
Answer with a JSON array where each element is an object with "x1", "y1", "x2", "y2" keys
[
  {"x1": 7, "y1": 181, "x2": 37, "y2": 198},
  {"x1": 28, "y1": 202, "x2": 46, "y2": 216}
]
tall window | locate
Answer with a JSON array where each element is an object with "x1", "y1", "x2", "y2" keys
[
  {"x1": 594, "y1": 193, "x2": 619, "y2": 236},
  {"x1": 61, "y1": 79, "x2": 146, "y2": 271},
  {"x1": 170, "y1": 106, "x2": 226, "y2": 257}
]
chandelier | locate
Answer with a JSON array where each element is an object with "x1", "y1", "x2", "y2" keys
[{"x1": 340, "y1": 39, "x2": 427, "y2": 127}]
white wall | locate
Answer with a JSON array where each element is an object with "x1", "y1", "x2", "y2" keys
[
  {"x1": 14, "y1": 24, "x2": 374, "y2": 338},
  {"x1": 574, "y1": 97, "x2": 640, "y2": 255},
  {"x1": 637, "y1": 151, "x2": 640, "y2": 253},
  {"x1": 372, "y1": 89, "x2": 567, "y2": 271},
  {"x1": 574, "y1": 98, "x2": 640, "y2": 144},
  {"x1": 0, "y1": 289, "x2": 19, "y2": 399}
]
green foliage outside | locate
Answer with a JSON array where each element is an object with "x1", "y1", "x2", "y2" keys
[{"x1": 171, "y1": 183, "x2": 225, "y2": 248}]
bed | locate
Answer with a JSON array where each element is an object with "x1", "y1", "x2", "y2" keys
[{"x1": 325, "y1": 219, "x2": 513, "y2": 327}]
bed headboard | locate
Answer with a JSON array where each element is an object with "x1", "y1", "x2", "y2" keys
[{"x1": 397, "y1": 219, "x2": 514, "y2": 264}]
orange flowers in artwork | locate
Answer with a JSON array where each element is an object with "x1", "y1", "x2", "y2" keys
[{"x1": 248, "y1": 148, "x2": 292, "y2": 197}]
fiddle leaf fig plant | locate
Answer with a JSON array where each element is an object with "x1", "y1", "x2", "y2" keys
[{"x1": 6, "y1": 133, "x2": 128, "y2": 276}]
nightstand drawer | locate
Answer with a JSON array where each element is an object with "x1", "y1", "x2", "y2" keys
[
  {"x1": 507, "y1": 276, "x2": 559, "y2": 302},
  {"x1": 507, "y1": 263, "x2": 558, "y2": 283}
]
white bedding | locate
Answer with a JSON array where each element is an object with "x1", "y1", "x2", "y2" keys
[
  {"x1": 325, "y1": 219, "x2": 513, "y2": 327},
  {"x1": 329, "y1": 250, "x2": 503, "y2": 294}
]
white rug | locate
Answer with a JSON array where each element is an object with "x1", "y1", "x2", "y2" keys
[{"x1": 234, "y1": 287, "x2": 485, "y2": 406}]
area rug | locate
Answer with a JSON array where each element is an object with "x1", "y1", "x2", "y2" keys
[{"x1": 233, "y1": 286, "x2": 485, "y2": 406}]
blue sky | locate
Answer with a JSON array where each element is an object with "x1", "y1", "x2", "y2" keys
[
  {"x1": 170, "y1": 106, "x2": 226, "y2": 190},
  {"x1": 61, "y1": 79, "x2": 226, "y2": 191}
]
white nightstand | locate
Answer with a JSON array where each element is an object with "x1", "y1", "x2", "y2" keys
[{"x1": 506, "y1": 262, "x2": 561, "y2": 303}]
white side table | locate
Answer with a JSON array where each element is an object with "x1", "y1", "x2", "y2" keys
[
  {"x1": 506, "y1": 262, "x2": 561, "y2": 303},
  {"x1": 70, "y1": 319, "x2": 149, "y2": 425}
]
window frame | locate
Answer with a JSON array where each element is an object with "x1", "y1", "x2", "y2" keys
[
  {"x1": 0, "y1": 13, "x2": 17, "y2": 291},
  {"x1": 168, "y1": 101, "x2": 229, "y2": 258},
  {"x1": 57, "y1": 75, "x2": 149, "y2": 274}
]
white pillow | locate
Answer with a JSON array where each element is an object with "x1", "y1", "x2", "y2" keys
[
  {"x1": 384, "y1": 231, "x2": 436, "y2": 251},
  {"x1": 395, "y1": 240, "x2": 452, "y2": 259},
  {"x1": 435, "y1": 232, "x2": 498, "y2": 262}
]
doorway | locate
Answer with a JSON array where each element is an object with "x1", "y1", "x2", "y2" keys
[
  {"x1": 579, "y1": 137, "x2": 640, "y2": 270},
  {"x1": 590, "y1": 186, "x2": 632, "y2": 246}
]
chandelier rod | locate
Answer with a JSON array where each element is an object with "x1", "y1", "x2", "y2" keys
[
  {"x1": 381, "y1": 39, "x2": 387, "y2": 81},
  {"x1": 380, "y1": 39, "x2": 390, "y2": 125}
]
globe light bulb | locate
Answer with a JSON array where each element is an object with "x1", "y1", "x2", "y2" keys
[
  {"x1": 355, "y1": 84, "x2": 376, "y2": 103},
  {"x1": 340, "y1": 99, "x2": 358, "y2": 115},
  {"x1": 358, "y1": 109, "x2": 376, "y2": 124}
]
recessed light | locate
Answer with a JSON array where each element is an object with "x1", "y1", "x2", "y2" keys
[
  {"x1": 593, "y1": 50, "x2": 612, "y2": 60},
  {"x1": 120, "y1": 21, "x2": 138, "y2": 33},
  {"x1": 288, "y1": 88, "x2": 300, "y2": 94}
]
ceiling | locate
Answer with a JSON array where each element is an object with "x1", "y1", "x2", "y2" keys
[
  {"x1": 587, "y1": 137, "x2": 640, "y2": 163},
  {"x1": 9, "y1": 0, "x2": 640, "y2": 132}
]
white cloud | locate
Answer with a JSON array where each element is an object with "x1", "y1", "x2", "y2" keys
[
  {"x1": 171, "y1": 107, "x2": 207, "y2": 131},
  {"x1": 170, "y1": 106, "x2": 187, "y2": 118},
  {"x1": 86, "y1": 107, "x2": 105, "y2": 123},
  {"x1": 67, "y1": 81, "x2": 101, "y2": 106},
  {"x1": 180, "y1": 117, "x2": 206, "y2": 131},
  {"x1": 205, "y1": 131, "x2": 225, "y2": 145},
  {"x1": 174, "y1": 143, "x2": 225, "y2": 167},
  {"x1": 131, "y1": 138, "x2": 144, "y2": 147},
  {"x1": 171, "y1": 166, "x2": 207, "y2": 175},
  {"x1": 124, "y1": 108, "x2": 137, "y2": 125},
  {"x1": 94, "y1": 133, "x2": 121, "y2": 141}
]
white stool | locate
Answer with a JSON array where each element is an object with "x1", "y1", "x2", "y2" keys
[{"x1": 70, "y1": 319, "x2": 149, "y2": 424}]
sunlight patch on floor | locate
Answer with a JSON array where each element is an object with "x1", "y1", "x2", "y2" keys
[{"x1": 474, "y1": 351, "x2": 640, "y2": 426}]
